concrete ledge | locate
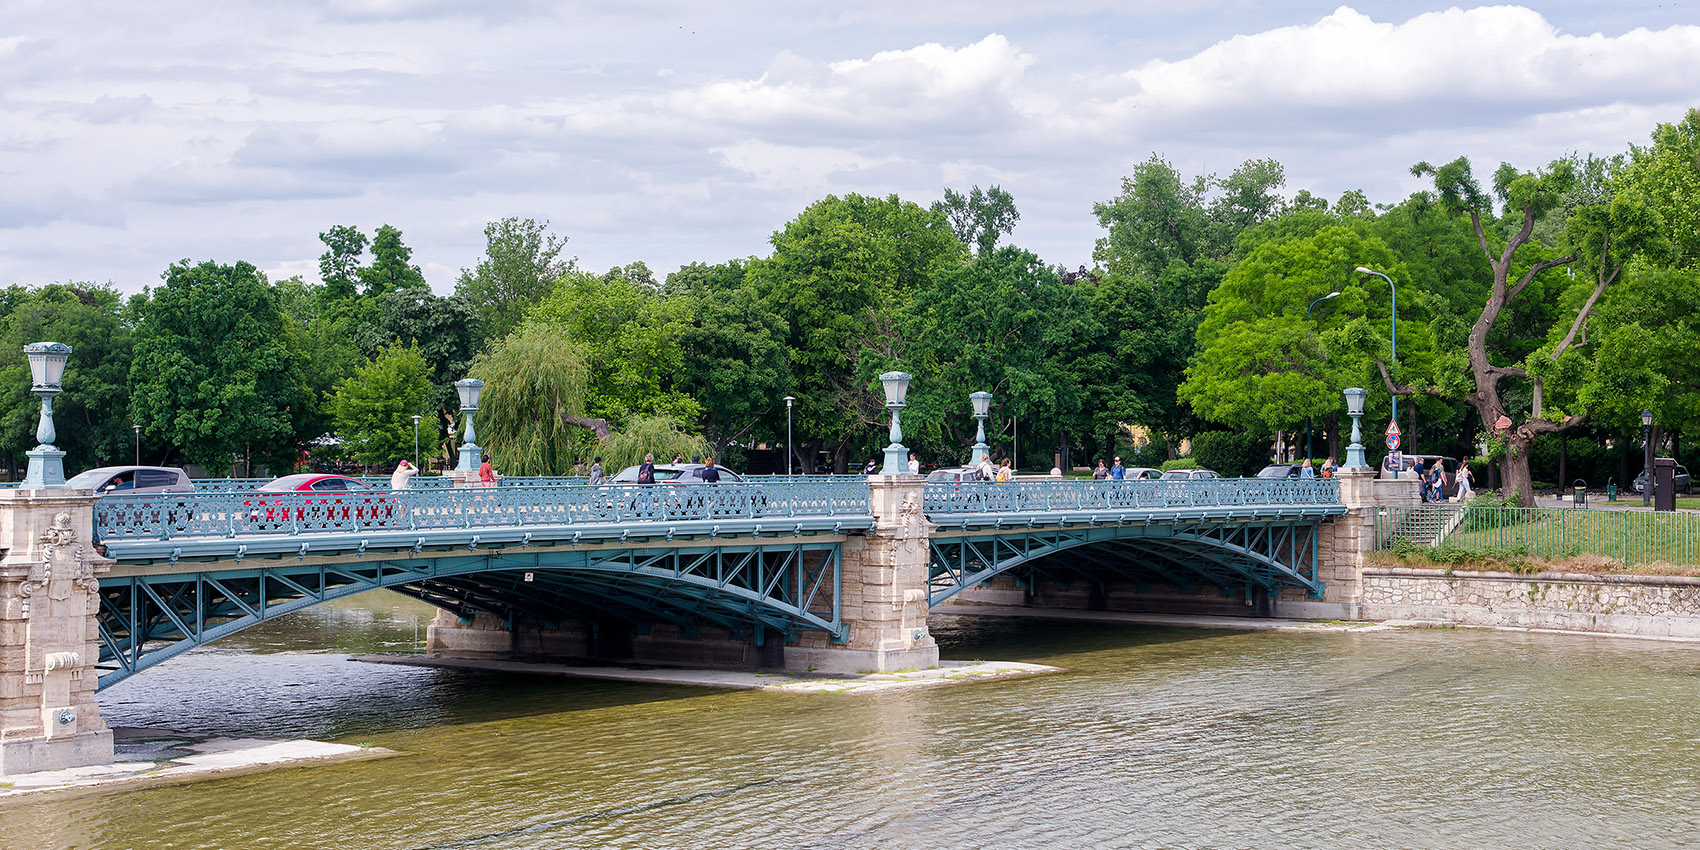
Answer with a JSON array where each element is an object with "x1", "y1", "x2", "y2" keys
[
  {"x1": 0, "y1": 727, "x2": 392, "y2": 797},
  {"x1": 355, "y1": 654, "x2": 1056, "y2": 693}
]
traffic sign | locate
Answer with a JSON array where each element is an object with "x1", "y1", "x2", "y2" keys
[{"x1": 1386, "y1": 433, "x2": 1400, "y2": 450}]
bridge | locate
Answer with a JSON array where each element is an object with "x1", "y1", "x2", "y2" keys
[{"x1": 0, "y1": 469, "x2": 1392, "y2": 776}]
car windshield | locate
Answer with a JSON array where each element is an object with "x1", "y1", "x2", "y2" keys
[
  {"x1": 1160, "y1": 471, "x2": 1192, "y2": 480},
  {"x1": 1255, "y1": 466, "x2": 1291, "y2": 478},
  {"x1": 256, "y1": 474, "x2": 323, "y2": 492},
  {"x1": 67, "y1": 468, "x2": 129, "y2": 489}
]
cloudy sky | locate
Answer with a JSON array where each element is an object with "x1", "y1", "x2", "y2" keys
[{"x1": 3, "y1": 2, "x2": 1696, "y2": 294}]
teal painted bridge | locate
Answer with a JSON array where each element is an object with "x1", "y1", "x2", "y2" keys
[{"x1": 91, "y1": 477, "x2": 1344, "y2": 688}]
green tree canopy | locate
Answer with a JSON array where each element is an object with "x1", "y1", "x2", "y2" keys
[
  {"x1": 467, "y1": 322, "x2": 592, "y2": 475},
  {"x1": 327, "y1": 345, "x2": 435, "y2": 468},
  {"x1": 0, "y1": 284, "x2": 136, "y2": 471},
  {"x1": 455, "y1": 217, "x2": 573, "y2": 345}
]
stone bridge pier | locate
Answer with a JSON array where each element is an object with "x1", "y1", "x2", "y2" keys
[
  {"x1": 427, "y1": 476, "x2": 939, "y2": 674},
  {"x1": 0, "y1": 488, "x2": 114, "y2": 775}
]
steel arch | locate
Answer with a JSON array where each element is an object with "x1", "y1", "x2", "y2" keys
[
  {"x1": 927, "y1": 519, "x2": 1324, "y2": 605},
  {"x1": 96, "y1": 540, "x2": 844, "y2": 690}
]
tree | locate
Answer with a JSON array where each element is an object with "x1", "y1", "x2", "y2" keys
[
  {"x1": 128, "y1": 260, "x2": 310, "y2": 473},
  {"x1": 455, "y1": 217, "x2": 573, "y2": 344},
  {"x1": 359, "y1": 224, "x2": 427, "y2": 298},
  {"x1": 530, "y1": 269, "x2": 700, "y2": 425},
  {"x1": 467, "y1": 323, "x2": 593, "y2": 475},
  {"x1": 747, "y1": 193, "x2": 966, "y2": 471},
  {"x1": 666, "y1": 261, "x2": 791, "y2": 454},
  {"x1": 327, "y1": 345, "x2": 435, "y2": 468},
  {"x1": 356, "y1": 286, "x2": 482, "y2": 460},
  {"x1": 0, "y1": 284, "x2": 135, "y2": 472},
  {"x1": 1620, "y1": 108, "x2": 1700, "y2": 268},
  {"x1": 1414, "y1": 155, "x2": 1667, "y2": 504},
  {"x1": 932, "y1": 185, "x2": 1019, "y2": 257},
  {"x1": 317, "y1": 225, "x2": 368, "y2": 306}
]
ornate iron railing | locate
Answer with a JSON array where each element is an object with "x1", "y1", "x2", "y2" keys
[
  {"x1": 94, "y1": 480, "x2": 873, "y2": 543},
  {"x1": 922, "y1": 478, "x2": 1341, "y2": 514}
]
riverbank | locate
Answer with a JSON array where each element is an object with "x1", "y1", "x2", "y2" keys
[
  {"x1": 0, "y1": 727, "x2": 392, "y2": 800},
  {"x1": 353, "y1": 654, "x2": 1061, "y2": 693}
]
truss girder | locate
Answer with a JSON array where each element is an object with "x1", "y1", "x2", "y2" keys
[
  {"x1": 95, "y1": 541, "x2": 844, "y2": 690},
  {"x1": 927, "y1": 518, "x2": 1323, "y2": 606}
]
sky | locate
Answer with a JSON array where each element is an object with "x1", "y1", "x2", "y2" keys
[{"x1": 3, "y1": 1, "x2": 1697, "y2": 295}]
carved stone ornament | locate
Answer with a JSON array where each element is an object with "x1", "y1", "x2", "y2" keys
[{"x1": 23, "y1": 511, "x2": 99, "y2": 603}]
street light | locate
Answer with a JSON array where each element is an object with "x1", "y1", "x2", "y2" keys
[
  {"x1": 1304, "y1": 291, "x2": 1342, "y2": 461},
  {"x1": 1355, "y1": 267, "x2": 1399, "y2": 437},
  {"x1": 411, "y1": 414, "x2": 422, "y2": 472},
  {"x1": 1643, "y1": 408, "x2": 1654, "y2": 507},
  {"x1": 22, "y1": 342, "x2": 72, "y2": 488},
  {"x1": 133, "y1": 423, "x2": 141, "y2": 466},
  {"x1": 878, "y1": 372, "x2": 913, "y2": 475},
  {"x1": 784, "y1": 396, "x2": 796, "y2": 476},
  {"x1": 970, "y1": 391, "x2": 993, "y2": 466},
  {"x1": 454, "y1": 378, "x2": 485, "y2": 472},
  {"x1": 1342, "y1": 387, "x2": 1369, "y2": 469}
]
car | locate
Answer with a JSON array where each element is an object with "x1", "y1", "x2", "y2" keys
[
  {"x1": 926, "y1": 466, "x2": 988, "y2": 484},
  {"x1": 1256, "y1": 464, "x2": 1302, "y2": 478},
  {"x1": 1124, "y1": 467, "x2": 1164, "y2": 480},
  {"x1": 608, "y1": 463, "x2": 746, "y2": 484},
  {"x1": 1160, "y1": 468, "x2": 1222, "y2": 480},
  {"x1": 67, "y1": 465, "x2": 194, "y2": 495},
  {"x1": 1633, "y1": 465, "x2": 1692, "y2": 494},
  {"x1": 245, "y1": 473, "x2": 397, "y2": 527}
]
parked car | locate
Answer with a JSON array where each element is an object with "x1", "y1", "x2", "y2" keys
[
  {"x1": 67, "y1": 465, "x2": 194, "y2": 495},
  {"x1": 608, "y1": 463, "x2": 746, "y2": 484},
  {"x1": 1256, "y1": 464, "x2": 1302, "y2": 479},
  {"x1": 1124, "y1": 467, "x2": 1164, "y2": 480},
  {"x1": 245, "y1": 473, "x2": 396, "y2": 526},
  {"x1": 1160, "y1": 468, "x2": 1222, "y2": 480},
  {"x1": 1633, "y1": 465, "x2": 1692, "y2": 494}
]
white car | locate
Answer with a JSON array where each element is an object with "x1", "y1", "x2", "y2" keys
[{"x1": 67, "y1": 465, "x2": 195, "y2": 495}]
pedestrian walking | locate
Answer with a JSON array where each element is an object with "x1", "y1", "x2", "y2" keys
[
  {"x1": 977, "y1": 454, "x2": 995, "y2": 481},
  {"x1": 1430, "y1": 464, "x2": 1447, "y2": 502},
  {"x1": 1300, "y1": 459, "x2": 1315, "y2": 479},
  {"x1": 587, "y1": 456, "x2": 605, "y2": 486},
  {"x1": 996, "y1": 459, "x2": 1013, "y2": 483},
  {"x1": 1110, "y1": 457, "x2": 1125, "y2": 480},
  {"x1": 390, "y1": 459, "x2": 417, "y2": 490},
  {"x1": 700, "y1": 457, "x2": 721, "y2": 483},
  {"x1": 478, "y1": 458, "x2": 497, "y2": 486},
  {"x1": 1093, "y1": 460, "x2": 1109, "y2": 480},
  {"x1": 1457, "y1": 462, "x2": 1474, "y2": 500},
  {"x1": 864, "y1": 458, "x2": 878, "y2": 475},
  {"x1": 1412, "y1": 459, "x2": 1427, "y2": 501},
  {"x1": 907, "y1": 452, "x2": 920, "y2": 475},
  {"x1": 1321, "y1": 457, "x2": 1337, "y2": 479},
  {"x1": 637, "y1": 453, "x2": 656, "y2": 484}
]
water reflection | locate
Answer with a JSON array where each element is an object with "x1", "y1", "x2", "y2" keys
[{"x1": 3, "y1": 592, "x2": 1690, "y2": 849}]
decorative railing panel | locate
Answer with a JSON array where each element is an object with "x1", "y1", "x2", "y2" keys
[
  {"x1": 922, "y1": 478, "x2": 1341, "y2": 514},
  {"x1": 94, "y1": 479, "x2": 873, "y2": 542}
]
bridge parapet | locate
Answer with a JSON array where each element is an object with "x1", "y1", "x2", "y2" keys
[{"x1": 923, "y1": 478, "x2": 1341, "y2": 526}]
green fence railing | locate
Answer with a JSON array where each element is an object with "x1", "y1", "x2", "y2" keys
[{"x1": 1374, "y1": 505, "x2": 1700, "y2": 568}]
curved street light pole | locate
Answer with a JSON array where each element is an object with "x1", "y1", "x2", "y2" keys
[
  {"x1": 1305, "y1": 291, "x2": 1342, "y2": 462},
  {"x1": 1356, "y1": 267, "x2": 1399, "y2": 441}
]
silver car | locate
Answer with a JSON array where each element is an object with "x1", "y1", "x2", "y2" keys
[{"x1": 67, "y1": 465, "x2": 195, "y2": 495}]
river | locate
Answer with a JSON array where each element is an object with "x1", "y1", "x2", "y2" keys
[{"x1": 10, "y1": 592, "x2": 1700, "y2": 849}]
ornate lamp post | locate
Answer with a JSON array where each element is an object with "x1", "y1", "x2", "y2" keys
[
  {"x1": 411, "y1": 414, "x2": 422, "y2": 471},
  {"x1": 784, "y1": 395, "x2": 796, "y2": 476},
  {"x1": 879, "y1": 372, "x2": 913, "y2": 475},
  {"x1": 1342, "y1": 387, "x2": 1369, "y2": 469},
  {"x1": 970, "y1": 391, "x2": 992, "y2": 466},
  {"x1": 21, "y1": 342, "x2": 72, "y2": 488},
  {"x1": 454, "y1": 379, "x2": 485, "y2": 472},
  {"x1": 1643, "y1": 408, "x2": 1654, "y2": 507}
]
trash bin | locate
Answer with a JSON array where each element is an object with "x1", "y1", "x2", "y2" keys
[
  {"x1": 1572, "y1": 479, "x2": 1587, "y2": 508},
  {"x1": 1607, "y1": 478, "x2": 1618, "y2": 501},
  {"x1": 1655, "y1": 458, "x2": 1677, "y2": 512}
]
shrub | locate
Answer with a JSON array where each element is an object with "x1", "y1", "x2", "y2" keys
[{"x1": 1160, "y1": 457, "x2": 1198, "y2": 472}]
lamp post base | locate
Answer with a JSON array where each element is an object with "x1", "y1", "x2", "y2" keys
[
  {"x1": 1344, "y1": 442, "x2": 1367, "y2": 470},
  {"x1": 881, "y1": 444, "x2": 909, "y2": 476},
  {"x1": 21, "y1": 447, "x2": 66, "y2": 488},
  {"x1": 457, "y1": 443, "x2": 483, "y2": 474}
]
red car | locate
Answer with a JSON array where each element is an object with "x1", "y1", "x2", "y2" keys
[{"x1": 245, "y1": 473, "x2": 396, "y2": 528}]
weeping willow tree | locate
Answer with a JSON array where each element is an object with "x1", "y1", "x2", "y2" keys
[
  {"x1": 468, "y1": 323, "x2": 593, "y2": 475},
  {"x1": 600, "y1": 415, "x2": 710, "y2": 472}
]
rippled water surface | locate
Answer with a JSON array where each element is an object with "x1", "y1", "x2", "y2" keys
[{"x1": 12, "y1": 593, "x2": 1700, "y2": 849}]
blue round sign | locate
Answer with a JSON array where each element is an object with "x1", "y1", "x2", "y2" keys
[{"x1": 1386, "y1": 433, "x2": 1401, "y2": 450}]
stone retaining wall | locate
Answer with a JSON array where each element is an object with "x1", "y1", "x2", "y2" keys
[{"x1": 1361, "y1": 566, "x2": 1700, "y2": 639}]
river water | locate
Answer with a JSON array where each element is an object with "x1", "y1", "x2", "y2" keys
[{"x1": 11, "y1": 592, "x2": 1700, "y2": 849}]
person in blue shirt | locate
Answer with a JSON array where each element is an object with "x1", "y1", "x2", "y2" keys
[
  {"x1": 1110, "y1": 457, "x2": 1125, "y2": 480},
  {"x1": 700, "y1": 457, "x2": 721, "y2": 483}
]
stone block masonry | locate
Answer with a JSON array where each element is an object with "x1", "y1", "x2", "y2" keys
[{"x1": 1362, "y1": 567, "x2": 1700, "y2": 639}]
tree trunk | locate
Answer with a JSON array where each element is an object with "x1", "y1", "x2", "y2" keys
[{"x1": 1500, "y1": 433, "x2": 1537, "y2": 504}]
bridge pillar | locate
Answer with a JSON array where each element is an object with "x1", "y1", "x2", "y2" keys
[
  {"x1": 789, "y1": 476, "x2": 939, "y2": 674},
  {"x1": 1291, "y1": 467, "x2": 1419, "y2": 619},
  {"x1": 0, "y1": 489, "x2": 114, "y2": 775}
]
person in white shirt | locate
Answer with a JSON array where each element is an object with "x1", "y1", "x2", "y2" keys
[
  {"x1": 907, "y1": 452, "x2": 920, "y2": 475},
  {"x1": 389, "y1": 459, "x2": 417, "y2": 490}
]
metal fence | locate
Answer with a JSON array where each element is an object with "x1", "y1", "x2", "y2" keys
[
  {"x1": 923, "y1": 477, "x2": 1341, "y2": 514},
  {"x1": 1374, "y1": 504, "x2": 1700, "y2": 567},
  {"x1": 93, "y1": 479, "x2": 874, "y2": 542}
]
